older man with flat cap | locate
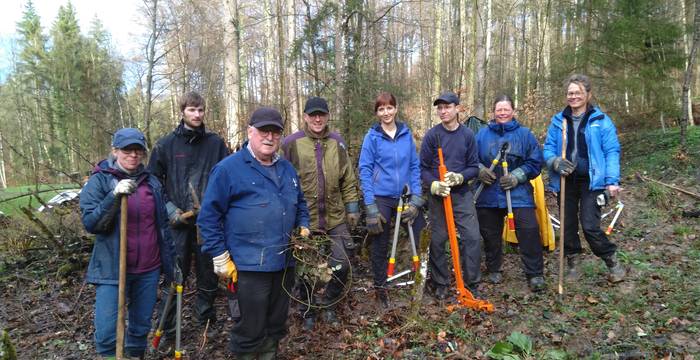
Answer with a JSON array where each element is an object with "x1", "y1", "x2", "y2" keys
[{"x1": 198, "y1": 107, "x2": 310, "y2": 359}]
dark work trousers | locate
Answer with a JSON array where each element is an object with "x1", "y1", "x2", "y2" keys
[
  {"x1": 230, "y1": 269, "x2": 294, "y2": 354},
  {"x1": 428, "y1": 191, "x2": 482, "y2": 288},
  {"x1": 560, "y1": 175, "x2": 617, "y2": 258},
  {"x1": 369, "y1": 196, "x2": 426, "y2": 288},
  {"x1": 477, "y1": 207, "x2": 543, "y2": 279},
  {"x1": 298, "y1": 223, "x2": 352, "y2": 318},
  {"x1": 160, "y1": 225, "x2": 218, "y2": 334}
]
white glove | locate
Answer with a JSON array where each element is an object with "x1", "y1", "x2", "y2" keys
[
  {"x1": 212, "y1": 251, "x2": 238, "y2": 282},
  {"x1": 113, "y1": 179, "x2": 137, "y2": 196},
  {"x1": 443, "y1": 172, "x2": 464, "y2": 187},
  {"x1": 430, "y1": 181, "x2": 451, "y2": 197}
]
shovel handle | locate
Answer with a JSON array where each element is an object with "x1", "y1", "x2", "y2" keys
[{"x1": 116, "y1": 196, "x2": 128, "y2": 359}]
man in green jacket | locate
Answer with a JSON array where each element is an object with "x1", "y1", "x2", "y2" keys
[{"x1": 281, "y1": 96, "x2": 360, "y2": 329}]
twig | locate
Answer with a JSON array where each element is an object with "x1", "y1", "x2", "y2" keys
[
  {"x1": 636, "y1": 173, "x2": 700, "y2": 199},
  {"x1": 71, "y1": 282, "x2": 86, "y2": 313},
  {"x1": 199, "y1": 318, "x2": 210, "y2": 351}
]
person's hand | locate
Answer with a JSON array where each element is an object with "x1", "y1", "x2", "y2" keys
[
  {"x1": 113, "y1": 179, "x2": 137, "y2": 196},
  {"x1": 346, "y1": 212, "x2": 360, "y2": 229},
  {"x1": 499, "y1": 173, "x2": 519, "y2": 190},
  {"x1": 170, "y1": 208, "x2": 195, "y2": 226},
  {"x1": 430, "y1": 181, "x2": 451, "y2": 197},
  {"x1": 212, "y1": 251, "x2": 237, "y2": 283},
  {"x1": 553, "y1": 157, "x2": 575, "y2": 176},
  {"x1": 478, "y1": 166, "x2": 497, "y2": 185},
  {"x1": 443, "y1": 172, "x2": 464, "y2": 187},
  {"x1": 365, "y1": 204, "x2": 386, "y2": 235},
  {"x1": 401, "y1": 204, "x2": 418, "y2": 223},
  {"x1": 299, "y1": 226, "x2": 310, "y2": 237},
  {"x1": 606, "y1": 185, "x2": 622, "y2": 197}
]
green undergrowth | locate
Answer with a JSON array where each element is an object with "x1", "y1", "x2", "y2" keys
[
  {"x1": 0, "y1": 184, "x2": 77, "y2": 215},
  {"x1": 621, "y1": 126, "x2": 700, "y2": 178}
]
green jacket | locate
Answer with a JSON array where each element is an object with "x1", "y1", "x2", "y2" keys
[{"x1": 281, "y1": 126, "x2": 359, "y2": 231}]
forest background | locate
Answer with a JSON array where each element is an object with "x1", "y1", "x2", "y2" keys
[{"x1": 0, "y1": 0, "x2": 698, "y2": 188}]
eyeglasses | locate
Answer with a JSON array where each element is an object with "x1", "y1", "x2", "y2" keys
[
  {"x1": 567, "y1": 91, "x2": 585, "y2": 97},
  {"x1": 119, "y1": 148, "x2": 145, "y2": 156},
  {"x1": 256, "y1": 127, "x2": 283, "y2": 138}
]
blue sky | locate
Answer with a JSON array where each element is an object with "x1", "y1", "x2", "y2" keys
[{"x1": 1, "y1": 0, "x2": 141, "y2": 81}]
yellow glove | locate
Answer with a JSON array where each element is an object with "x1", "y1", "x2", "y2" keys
[
  {"x1": 212, "y1": 251, "x2": 238, "y2": 283},
  {"x1": 299, "y1": 226, "x2": 310, "y2": 237}
]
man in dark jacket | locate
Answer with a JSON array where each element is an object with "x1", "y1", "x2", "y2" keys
[
  {"x1": 281, "y1": 97, "x2": 360, "y2": 329},
  {"x1": 148, "y1": 92, "x2": 229, "y2": 337},
  {"x1": 198, "y1": 107, "x2": 310, "y2": 359},
  {"x1": 420, "y1": 91, "x2": 483, "y2": 300}
]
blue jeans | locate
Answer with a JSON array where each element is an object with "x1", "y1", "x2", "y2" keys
[{"x1": 94, "y1": 268, "x2": 160, "y2": 357}]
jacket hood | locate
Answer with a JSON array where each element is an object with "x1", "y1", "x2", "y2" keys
[
  {"x1": 560, "y1": 105, "x2": 604, "y2": 122},
  {"x1": 92, "y1": 156, "x2": 146, "y2": 179},
  {"x1": 370, "y1": 120, "x2": 409, "y2": 139},
  {"x1": 486, "y1": 118, "x2": 521, "y2": 135},
  {"x1": 175, "y1": 120, "x2": 206, "y2": 143}
]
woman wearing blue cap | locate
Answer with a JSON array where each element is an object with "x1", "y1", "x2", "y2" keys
[{"x1": 79, "y1": 128, "x2": 175, "y2": 359}]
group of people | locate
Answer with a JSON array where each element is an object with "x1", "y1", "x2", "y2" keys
[{"x1": 80, "y1": 74, "x2": 625, "y2": 359}]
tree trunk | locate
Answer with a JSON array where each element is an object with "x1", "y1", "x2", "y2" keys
[
  {"x1": 223, "y1": 0, "x2": 243, "y2": 149},
  {"x1": 680, "y1": 0, "x2": 700, "y2": 152},
  {"x1": 144, "y1": 0, "x2": 158, "y2": 148},
  {"x1": 334, "y1": 1, "x2": 346, "y2": 122}
]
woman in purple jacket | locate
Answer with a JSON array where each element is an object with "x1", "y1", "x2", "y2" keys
[{"x1": 80, "y1": 128, "x2": 175, "y2": 359}]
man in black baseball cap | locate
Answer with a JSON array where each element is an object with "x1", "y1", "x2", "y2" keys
[{"x1": 433, "y1": 91, "x2": 460, "y2": 106}]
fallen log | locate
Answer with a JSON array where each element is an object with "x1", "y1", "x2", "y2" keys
[{"x1": 635, "y1": 173, "x2": 700, "y2": 200}]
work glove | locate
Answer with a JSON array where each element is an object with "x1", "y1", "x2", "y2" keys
[
  {"x1": 552, "y1": 157, "x2": 575, "y2": 176},
  {"x1": 345, "y1": 202, "x2": 360, "y2": 230},
  {"x1": 171, "y1": 208, "x2": 196, "y2": 226},
  {"x1": 299, "y1": 226, "x2": 310, "y2": 238},
  {"x1": 500, "y1": 168, "x2": 527, "y2": 191},
  {"x1": 443, "y1": 171, "x2": 464, "y2": 187},
  {"x1": 478, "y1": 164, "x2": 497, "y2": 185},
  {"x1": 212, "y1": 251, "x2": 238, "y2": 284},
  {"x1": 430, "y1": 181, "x2": 451, "y2": 197},
  {"x1": 113, "y1": 179, "x2": 137, "y2": 196},
  {"x1": 365, "y1": 203, "x2": 386, "y2": 235},
  {"x1": 499, "y1": 174, "x2": 519, "y2": 190},
  {"x1": 401, "y1": 195, "x2": 424, "y2": 223}
]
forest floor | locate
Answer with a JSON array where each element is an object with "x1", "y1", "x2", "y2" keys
[{"x1": 1, "y1": 127, "x2": 699, "y2": 359}]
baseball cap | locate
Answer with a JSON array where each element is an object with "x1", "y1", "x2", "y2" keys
[
  {"x1": 112, "y1": 128, "x2": 147, "y2": 149},
  {"x1": 433, "y1": 91, "x2": 460, "y2": 106},
  {"x1": 249, "y1": 107, "x2": 284, "y2": 129},
  {"x1": 303, "y1": 97, "x2": 330, "y2": 114}
]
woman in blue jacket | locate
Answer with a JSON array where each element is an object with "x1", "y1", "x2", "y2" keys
[
  {"x1": 475, "y1": 95, "x2": 545, "y2": 292},
  {"x1": 80, "y1": 128, "x2": 175, "y2": 359},
  {"x1": 543, "y1": 74, "x2": 625, "y2": 283},
  {"x1": 358, "y1": 92, "x2": 425, "y2": 307}
]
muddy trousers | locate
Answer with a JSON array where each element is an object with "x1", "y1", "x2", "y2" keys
[
  {"x1": 560, "y1": 176, "x2": 617, "y2": 259},
  {"x1": 230, "y1": 269, "x2": 294, "y2": 354},
  {"x1": 297, "y1": 223, "x2": 352, "y2": 318},
  {"x1": 159, "y1": 225, "x2": 218, "y2": 335},
  {"x1": 428, "y1": 191, "x2": 482, "y2": 288},
  {"x1": 477, "y1": 207, "x2": 543, "y2": 278},
  {"x1": 368, "y1": 196, "x2": 426, "y2": 288}
]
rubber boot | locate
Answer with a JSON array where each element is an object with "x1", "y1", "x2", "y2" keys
[
  {"x1": 565, "y1": 254, "x2": 580, "y2": 281},
  {"x1": 487, "y1": 272, "x2": 503, "y2": 284},
  {"x1": 604, "y1": 254, "x2": 625, "y2": 283},
  {"x1": 258, "y1": 338, "x2": 278, "y2": 360}
]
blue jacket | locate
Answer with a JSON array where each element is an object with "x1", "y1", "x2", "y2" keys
[
  {"x1": 543, "y1": 106, "x2": 620, "y2": 192},
  {"x1": 197, "y1": 143, "x2": 310, "y2": 272},
  {"x1": 475, "y1": 119, "x2": 543, "y2": 208},
  {"x1": 80, "y1": 159, "x2": 175, "y2": 285},
  {"x1": 358, "y1": 121, "x2": 422, "y2": 205}
]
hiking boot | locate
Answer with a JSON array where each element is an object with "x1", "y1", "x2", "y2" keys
[
  {"x1": 322, "y1": 309, "x2": 339, "y2": 325},
  {"x1": 258, "y1": 337, "x2": 278, "y2": 360},
  {"x1": 565, "y1": 254, "x2": 580, "y2": 281},
  {"x1": 302, "y1": 316, "x2": 315, "y2": 330},
  {"x1": 487, "y1": 272, "x2": 503, "y2": 284},
  {"x1": 468, "y1": 285, "x2": 482, "y2": 299},
  {"x1": 528, "y1": 276, "x2": 546, "y2": 292},
  {"x1": 427, "y1": 281, "x2": 448, "y2": 300},
  {"x1": 603, "y1": 254, "x2": 626, "y2": 283},
  {"x1": 375, "y1": 288, "x2": 389, "y2": 308}
]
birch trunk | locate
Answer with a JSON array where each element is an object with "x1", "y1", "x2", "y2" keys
[{"x1": 223, "y1": 0, "x2": 243, "y2": 148}]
